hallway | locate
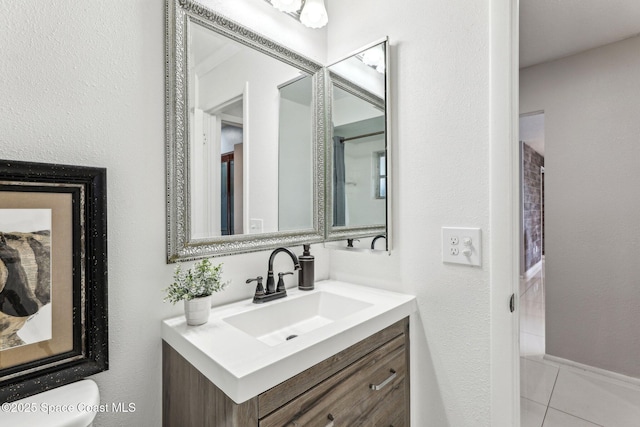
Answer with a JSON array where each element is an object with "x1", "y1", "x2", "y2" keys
[{"x1": 520, "y1": 264, "x2": 640, "y2": 426}]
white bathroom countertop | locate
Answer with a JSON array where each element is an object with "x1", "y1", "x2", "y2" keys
[{"x1": 161, "y1": 280, "x2": 416, "y2": 404}]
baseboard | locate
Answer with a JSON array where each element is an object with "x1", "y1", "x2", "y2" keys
[{"x1": 544, "y1": 354, "x2": 640, "y2": 387}]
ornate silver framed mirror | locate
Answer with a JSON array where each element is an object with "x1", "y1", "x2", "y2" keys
[{"x1": 166, "y1": 0, "x2": 326, "y2": 262}]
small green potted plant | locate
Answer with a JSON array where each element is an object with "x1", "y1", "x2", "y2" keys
[{"x1": 164, "y1": 259, "x2": 228, "y2": 325}]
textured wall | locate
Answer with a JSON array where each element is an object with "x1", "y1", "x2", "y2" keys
[
  {"x1": 522, "y1": 142, "x2": 544, "y2": 272},
  {"x1": 0, "y1": 1, "x2": 329, "y2": 426},
  {"x1": 327, "y1": 0, "x2": 494, "y2": 425},
  {"x1": 521, "y1": 35, "x2": 640, "y2": 378}
]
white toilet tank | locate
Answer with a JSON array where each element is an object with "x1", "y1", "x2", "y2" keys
[{"x1": 0, "y1": 379, "x2": 100, "y2": 427}]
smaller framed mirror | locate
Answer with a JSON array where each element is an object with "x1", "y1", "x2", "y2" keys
[{"x1": 325, "y1": 39, "x2": 391, "y2": 251}]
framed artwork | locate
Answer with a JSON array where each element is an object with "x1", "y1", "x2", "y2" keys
[{"x1": 0, "y1": 160, "x2": 108, "y2": 402}]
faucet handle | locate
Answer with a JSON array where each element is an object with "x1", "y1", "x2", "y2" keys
[
  {"x1": 246, "y1": 276, "x2": 265, "y2": 297},
  {"x1": 276, "y1": 272, "x2": 293, "y2": 293}
]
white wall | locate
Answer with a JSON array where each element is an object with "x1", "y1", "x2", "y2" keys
[
  {"x1": 278, "y1": 95, "x2": 313, "y2": 231},
  {"x1": 198, "y1": 49, "x2": 301, "y2": 233},
  {"x1": 327, "y1": 0, "x2": 494, "y2": 425},
  {"x1": 329, "y1": 55, "x2": 385, "y2": 99},
  {"x1": 332, "y1": 92, "x2": 383, "y2": 126},
  {"x1": 521, "y1": 35, "x2": 640, "y2": 378},
  {"x1": 343, "y1": 136, "x2": 386, "y2": 226},
  {"x1": 0, "y1": 1, "x2": 329, "y2": 426}
]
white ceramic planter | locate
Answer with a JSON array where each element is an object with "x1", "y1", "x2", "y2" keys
[{"x1": 184, "y1": 295, "x2": 211, "y2": 326}]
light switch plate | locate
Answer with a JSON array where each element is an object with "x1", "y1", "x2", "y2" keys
[{"x1": 442, "y1": 227, "x2": 482, "y2": 266}]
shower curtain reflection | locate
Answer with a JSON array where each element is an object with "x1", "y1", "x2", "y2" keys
[{"x1": 333, "y1": 135, "x2": 346, "y2": 226}]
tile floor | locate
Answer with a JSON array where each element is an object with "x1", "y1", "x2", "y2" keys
[{"x1": 519, "y1": 260, "x2": 640, "y2": 427}]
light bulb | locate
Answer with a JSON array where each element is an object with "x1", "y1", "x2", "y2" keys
[
  {"x1": 271, "y1": 0, "x2": 302, "y2": 13},
  {"x1": 362, "y1": 47, "x2": 384, "y2": 67},
  {"x1": 300, "y1": 0, "x2": 328, "y2": 29}
]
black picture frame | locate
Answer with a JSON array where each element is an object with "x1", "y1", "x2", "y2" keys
[{"x1": 0, "y1": 160, "x2": 108, "y2": 403}]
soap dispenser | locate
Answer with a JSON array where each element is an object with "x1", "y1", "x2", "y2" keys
[{"x1": 298, "y1": 244, "x2": 315, "y2": 290}]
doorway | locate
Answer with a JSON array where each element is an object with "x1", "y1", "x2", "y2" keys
[
  {"x1": 517, "y1": 2, "x2": 640, "y2": 425},
  {"x1": 518, "y1": 111, "x2": 545, "y2": 358},
  {"x1": 220, "y1": 151, "x2": 234, "y2": 235}
]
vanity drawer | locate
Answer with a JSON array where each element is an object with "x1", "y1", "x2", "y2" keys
[
  {"x1": 259, "y1": 335, "x2": 407, "y2": 427},
  {"x1": 258, "y1": 319, "x2": 406, "y2": 417}
]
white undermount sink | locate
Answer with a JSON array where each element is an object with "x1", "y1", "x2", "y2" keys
[
  {"x1": 161, "y1": 280, "x2": 416, "y2": 404},
  {"x1": 223, "y1": 291, "x2": 373, "y2": 346}
]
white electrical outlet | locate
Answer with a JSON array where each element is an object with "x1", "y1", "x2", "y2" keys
[
  {"x1": 442, "y1": 227, "x2": 482, "y2": 266},
  {"x1": 249, "y1": 218, "x2": 264, "y2": 234}
]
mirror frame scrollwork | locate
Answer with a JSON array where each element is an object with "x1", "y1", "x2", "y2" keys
[{"x1": 166, "y1": 0, "x2": 326, "y2": 262}]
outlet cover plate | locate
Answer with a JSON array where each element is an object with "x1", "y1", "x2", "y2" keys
[{"x1": 442, "y1": 227, "x2": 482, "y2": 266}]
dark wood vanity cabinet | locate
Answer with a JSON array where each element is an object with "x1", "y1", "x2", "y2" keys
[{"x1": 162, "y1": 318, "x2": 410, "y2": 426}]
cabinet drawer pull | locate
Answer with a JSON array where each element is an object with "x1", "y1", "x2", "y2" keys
[
  {"x1": 369, "y1": 369, "x2": 397, "y2": 391},
  {"x1": 325, "y1": 413, "x2": 335, "y2": 427}
]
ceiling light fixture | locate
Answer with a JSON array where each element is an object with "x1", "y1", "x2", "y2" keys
[
  {"x1": 299, "y1": 0, "x2": 328, "y2": 29},
  {"x1": 270, "y1": 0, "x2": 302, "y2": 13},
  {"x1": 361, "y1": 45, "x2": 386, "y2": 74},
  {"x1": 267, "y1": 0, "x2": 328, "y2": 29}
]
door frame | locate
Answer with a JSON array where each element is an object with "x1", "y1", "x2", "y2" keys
[{"x1": 490, "y1": 0, "x2": 521, "y2": 425}]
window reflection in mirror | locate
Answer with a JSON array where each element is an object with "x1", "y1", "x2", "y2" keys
[
  {"x1": 375, "y1": 150, "x2": 386, "y2": 199},
  {"x1": 187, "y1": 20, "x2": 314, "y2": 240}
]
